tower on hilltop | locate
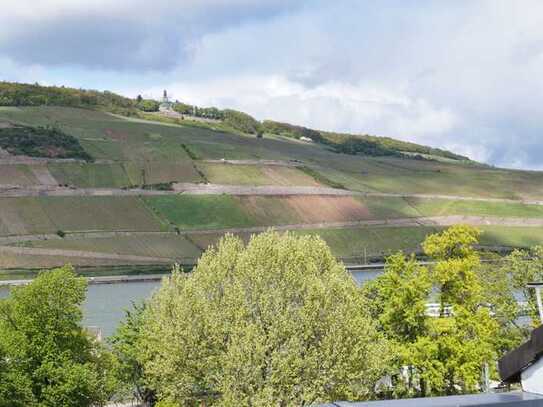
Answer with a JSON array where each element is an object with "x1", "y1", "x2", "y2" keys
[{"x1": 159, "y1": 89, "x2": 173, "y2": 112}]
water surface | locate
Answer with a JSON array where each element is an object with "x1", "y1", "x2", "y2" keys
[{"x1": 0, "y1": 270, "x2": 378, "y2": 337}]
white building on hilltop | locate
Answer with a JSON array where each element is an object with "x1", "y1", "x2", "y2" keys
[{"x1": 159, "y1": 89, "x2": 174, "y2": 112}]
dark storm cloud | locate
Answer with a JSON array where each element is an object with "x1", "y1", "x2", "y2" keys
[{"x1": 0, "y1": 1, "x2": 307, "y2": 71}]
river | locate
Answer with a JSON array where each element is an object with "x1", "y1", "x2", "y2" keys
[{"x1": 0, "y1": 270, "x2": 380, "y2": 337}]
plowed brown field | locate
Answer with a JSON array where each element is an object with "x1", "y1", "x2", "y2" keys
[{"x1": 239, "y1": 195, "x2": 371, "y2": 225}]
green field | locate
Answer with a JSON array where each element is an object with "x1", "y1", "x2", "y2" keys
[
  {"x1": 49, "y1": 162, "x2": 131, "y2": 188},
  {"x1": 143, "y1": 195, "x2": 255, "y2": 230},
  {"x1": 1, "y1": 106, "x2": 543, "y2": 269},
  {"x1": 24, "y1": 235, "x2": 202, "y2": 261},
  {"x1": 0, "y1": 164, "x2": 40, "y2": 185},
  {"x1": 0, "y1": 196, "x2": 163, "y2": 235},
  {"x1": 196, "y1": 162, "x2": 319, "y2": 186},
  {"x1": 2, "y1": 106, "x2": 543, "y2": 199},
  {"x1": 479, "y1": 226, "x2": 543, "y2": 248},
  {"x1": 408, "y1": 198, "x2": 543, "y2": 218},
  {"x1": 0, "y1": 248, "x2": 158, "y2": 270}
]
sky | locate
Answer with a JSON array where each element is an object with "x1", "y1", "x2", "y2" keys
[{"x1": 1, "y1": 0, "x2": 542, "y2": 169}]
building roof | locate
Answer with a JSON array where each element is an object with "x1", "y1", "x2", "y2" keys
[
  {"x1": 318, "y1": 392, "x2": 543, "y2": 407},
  {"x1": 499, "y1": 324, "x2": 543, "y2": 383}
]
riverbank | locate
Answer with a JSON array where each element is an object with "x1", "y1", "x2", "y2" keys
[
  {"x1": 0, "y1": 273, "x2": 169, "y2": 287},
  {"x1": 0, "y1": 263, "x2": 386, "y2": 286}
]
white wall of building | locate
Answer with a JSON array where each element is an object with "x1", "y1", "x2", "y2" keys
[{"x1": 522, "y1": 357, "x2": 543, "y2": 395}]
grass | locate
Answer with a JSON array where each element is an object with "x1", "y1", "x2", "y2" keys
[
  {"x1": 38, "y1": 196, "x2": 164, "y2": 232},
  {"x1": 2, "y1": 106, "x2": 543, "y2": 271},
  {"x1": 292, "y1": 226, "x2": 439, "y2": 260},
  {"x1": 479, "y1": 226, "x2": 543, "y2": 248},
  {"x1": 408, "y1": 198, "x2": 543, "y2": 218},
  {"x1": 0, "y1": 249, "x2": 155, "y2": 270},
  {"x1": 0, "y1": 196, "x2": 163, "y2": 235},
  {"x1": 5, "y1": 106, "x2": 543, "y2": 200},
  {"x1": 49, "y1": 162, "x2": 131, "y2": 188},
  {"x1": 0, "y1": 164, "x2": 40, "y2": 185},
  {"x1": 26, "y1": 235, "x2": 202, "y2": 261},
  {"x1": 298, "y1": 166, "x2": 346, "y2": 189},
  {"x1": 142, "y1": 195, "x2": 255, "y2": 230},
  {"x1": 360, "y1": 196, "x2": 421, "y2": 218},
  {"x1": 197, "y1": 163, "x2": 319, "y2": 186}
]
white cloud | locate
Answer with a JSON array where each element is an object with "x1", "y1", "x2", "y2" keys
[{"x1": 3, "y1": 0, "x2": 543, "y2": 168}]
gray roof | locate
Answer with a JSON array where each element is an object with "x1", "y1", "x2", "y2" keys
[
  {"x1": 499, "y1": 325, "x2": 543, "y2": 383},
  {"x1": 318, "y1": 392, "x2": 543, "y2": 407}
]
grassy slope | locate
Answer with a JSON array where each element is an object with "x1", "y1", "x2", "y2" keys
[
  {"x1": 0, "y1": 196, "x2": 163, "y2": 235},
  {"x1": 2, "y1": 106, "x2": 543, "y2": 200},
  {"x1": 0, "y1": 106, "x2": 543, "y2": 267},
  {"x1": 24, "y1": 235, "x2": 202, "y2": 261},
  {"x1": 0, "y1": 164, "x2": 39, "y2": 185},
  {"x1": 408, "y1": 198, "x2": 543, "y2": 218},
  {"x1": 196, "y1": 163, "x2": 319, "y2": 186},
  {"x1": 143, "y1": 195, "x2": 255, "y2": 230}
]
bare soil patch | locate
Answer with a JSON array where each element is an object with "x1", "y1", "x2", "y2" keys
[
  {"x1": 261, "y1": 166, "x2": 320, "y2": 187},
  {"x1": 284, "y1": 195, "x2": 371, "y2": 223},
  {"x1": 29, "y1": 165, "x2": 58, "y2": 186},
  {"x1": 104, "y1": 128, "x2": 129, "y2": 142}
]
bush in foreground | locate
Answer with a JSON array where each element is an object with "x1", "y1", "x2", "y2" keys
[
  {"x1": 0, "y1": 266, "x2": 116, "y2": 407},
  {"x1": 138, "y1": 231, "x2": 389, "y2": 406}
]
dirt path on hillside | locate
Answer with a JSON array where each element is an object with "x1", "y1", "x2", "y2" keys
[
  {"x1": 172, "y1": 183, "x2": 355, "y2": 196},
  {"x1": 167, "y1": 215, "x2": 543, "y2": 235},
  {"x1": 0, "y1": 184, "x2": 354, "y2": 197},
  {"x1": 202, "y1": 159, "x2": 303, "y2": 167},
  {"x1": 362, "y1": 192, "x2": 543, "y2": 205},
  {"x1": 2, "y1": 215, "x2": 543, "y2": 247},
  {"x1": 1, "y1": 182, "x2": 543, "y2": 206}
]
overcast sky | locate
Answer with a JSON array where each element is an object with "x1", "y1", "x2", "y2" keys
[{"x1": 1, "y1": 0, "x2": 542, "y2": 169}]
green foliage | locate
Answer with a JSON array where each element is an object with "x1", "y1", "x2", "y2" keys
[
  {"x1": 0, "y1": 125, "x2": 92, "y2": 160},
  {"x1": 0, "y1": 266, "x2": 116, "y2": 407},
  {"x1": 173, "y1": 103, "x2": 225, "y2": 120},
  {"x1": 138, "y1": 231, "x2": 389, "y2": 406},
  {"x1": 172, "y1": 102, "x2": 193, "y2": 115},
  {"x1": 364, "y1": 226, "x2": 502, "y2": 398},
  {"x1": 502, "y1": 246, "x2": 543, "y2": 327},
  {"x1": 222, "y1": 109, "x2": 261, "y2": 134},
  {"x1": 261, "y1": 120, "x2": 468, "y2": 161},
  {"x1": 136, "y1": 99, "x2": 160, "y2": 112},
  {"x1": 180, "y1": 143, "x2": 200, "y2": 160},
  {"x1": 0, "y1": 81, "x2": 136, "y2": 115},
  {"x1": 140, "y1": 182, "x2": 174, "y2": 191},
  {"x1": 143, "y1": 195, "x2": 255, "y2": 230},
  {"x1": 261, "y1": 120, "x2": 324, "y2": 142},
  {"x1": 110, "y1": 302, "x2": 156, "y2": 405},
  {"x1": 331, "y1": 137, "x2": 401, "y2": 157},
  {"x1": 299, "y1": 165, "x2": 346, "y2": 189}
]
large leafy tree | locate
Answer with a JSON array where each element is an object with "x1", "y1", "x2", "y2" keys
[
  {"x1": 138, "y1": 231, "x2": 389, "y2": 406},
  {"x1": 503, "y1": 246, "x2": 543, "y2": 325},
  {"x1": 0, "y1": 266, "x2": 116, "y2": 407},
  {"x1": 364, "y1": 225, "x2": 500, "y2": 397},
  {"x1": 110, "y1": 302, "x2": 156, "y2": 405}
]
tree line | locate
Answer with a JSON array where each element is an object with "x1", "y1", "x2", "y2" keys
[
  {"x1": 0, "y1": 226, "x2": 540, "y2": 406},
  {"x1": 0, "y1": 82, "x2": 135, "y2": 115}
]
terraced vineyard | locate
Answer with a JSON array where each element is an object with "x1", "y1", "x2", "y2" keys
[{"x1": 1, "y1": 105, "x2": 543, "y2": 273}]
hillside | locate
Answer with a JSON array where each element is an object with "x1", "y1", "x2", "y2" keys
[
  {"x1": 1, "y1": 82, "x2": 468, "y2": 162},
  {"x1": 0, "y1": 83, "x2": 542, "y2": 276}
]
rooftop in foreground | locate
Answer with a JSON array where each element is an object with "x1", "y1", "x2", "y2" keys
[{"x1": 319, "y1": 391, "x2": 543, "y2": 407}]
